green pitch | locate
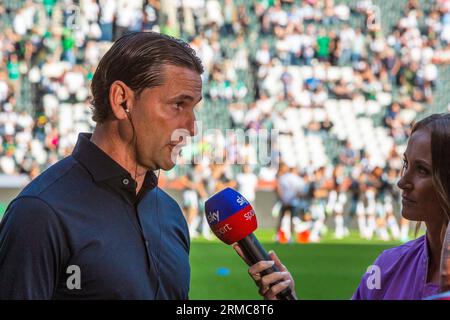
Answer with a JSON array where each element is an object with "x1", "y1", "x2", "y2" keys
[{"x1": 190, "y1": 230, "x2": 405, "y2": 300}]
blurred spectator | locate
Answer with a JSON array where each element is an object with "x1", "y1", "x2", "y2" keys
[{"x1": 236, "y1": 164, "x2": 258, "y2": 204}]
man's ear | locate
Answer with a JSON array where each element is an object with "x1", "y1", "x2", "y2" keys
[{"x1": 109, "y1": 80, "x2": 134, "y2": 120}]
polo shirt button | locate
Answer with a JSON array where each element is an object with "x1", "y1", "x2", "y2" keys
[
  {"x1": 122, "y1": 178, "x2": 129, "y2": 185},
  {"x1": 145, "y1": 241, "x2": 149, "y2": 247}
]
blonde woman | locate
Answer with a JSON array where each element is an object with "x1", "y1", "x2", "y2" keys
[{"x1": 234, "y1": 113, "x2": 450, "y2": 300}]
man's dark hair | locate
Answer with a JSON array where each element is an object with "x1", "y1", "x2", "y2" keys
[{"x1": 90, "y1": 32, "x2": 204, "y2": 123}]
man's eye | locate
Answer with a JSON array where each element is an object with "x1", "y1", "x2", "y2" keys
[{"x1": 174, "y1": 102, "x2": 184, "y2": 109}]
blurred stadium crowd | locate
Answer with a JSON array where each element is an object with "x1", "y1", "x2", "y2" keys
[{"x1": 1, "y1": 0, "x2": 450, "y2": 242}]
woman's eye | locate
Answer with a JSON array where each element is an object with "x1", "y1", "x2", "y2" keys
[{"x1": 418, "y1": 166, "x2": 428, "y2": 175}]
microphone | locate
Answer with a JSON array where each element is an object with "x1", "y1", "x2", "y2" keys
[{"x1": 205, "y1": 187, "x2": 296, "y2": 300}]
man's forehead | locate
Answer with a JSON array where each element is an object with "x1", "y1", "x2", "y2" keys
[
  {"x1": 162, "y1": 65, "x2": 202, "y2": 86},
  {"x1": 139, "y1": 68, "x2": 201, "y2": 95},
  {"x1": 161, "y1": 64, "x2": 202, "y2": 79}
]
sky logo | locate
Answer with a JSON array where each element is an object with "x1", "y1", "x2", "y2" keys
[
  {"x1": 207, "y1": 210, "x2": 220, "y2": 224},
  {"x1": 236, "y1": 195, "x2": 248, "y2": 206}
]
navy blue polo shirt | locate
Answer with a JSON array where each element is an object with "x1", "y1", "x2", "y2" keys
[{"x1": 0, "y1": 133, "x2": 190, "y2": 299}]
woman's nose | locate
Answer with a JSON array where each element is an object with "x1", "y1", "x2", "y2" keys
[{"x1": 397, "y1": 174, "x2": 412, "y2": 191}]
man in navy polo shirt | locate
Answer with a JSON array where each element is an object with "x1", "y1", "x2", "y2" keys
[{"x1": 0, "y1": 32, "x2": 204, "y2": 299}]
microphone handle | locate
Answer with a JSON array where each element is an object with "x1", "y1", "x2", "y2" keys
[{"x1": 237, "y1": 233, "x2": 296, "y2": 300}]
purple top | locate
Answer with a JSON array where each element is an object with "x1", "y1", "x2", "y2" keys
[{"x1": 352, "y1": 235, "x2": 440, "y2": 300}]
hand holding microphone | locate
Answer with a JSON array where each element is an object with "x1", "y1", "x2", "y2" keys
[
  {"x1": 233, "y1": 243, "x2": 297, "y2": 300},
  {"x1": 205, "y1": 187, "x2": 297, "y2": 300}
]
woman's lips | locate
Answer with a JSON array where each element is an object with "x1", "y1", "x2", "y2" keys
[{"x1": 402, "y1": 195, "x2": 417, "y2": 204}]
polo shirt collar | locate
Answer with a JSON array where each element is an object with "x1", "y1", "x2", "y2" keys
[{"x1": 72, "y1": 132, "x2": 158, "y2": 205}]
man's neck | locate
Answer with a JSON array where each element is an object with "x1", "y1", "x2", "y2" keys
[{"x1": 91, "y1": 125, "x2": 146, "y2": 194}]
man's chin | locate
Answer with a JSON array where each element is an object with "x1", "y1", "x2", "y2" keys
[
  {"x1": 164, "y1": 164, "x2": 176, "y2": 171},
  {"x1": 141, "y1": 159, "x2": 174, "y2": 172},
  {"x1": 159, "y1": 161, "x2": 176, "y2": 171}
]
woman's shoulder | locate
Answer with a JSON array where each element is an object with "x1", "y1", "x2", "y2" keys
[
  {"x1": 375, "y1": 235, "x2": 426, "y2": 266},
  {"x1": 352, "y1": 235, "x2": 427, "y2": 300}
]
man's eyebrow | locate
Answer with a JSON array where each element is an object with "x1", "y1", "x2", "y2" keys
[{"x1": 169, "y1": 94, "x2": 202, "y2": 103}]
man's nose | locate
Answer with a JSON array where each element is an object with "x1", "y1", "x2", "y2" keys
[{"x1": 187, "y1": 110, "x2": 197, "y2": 137}]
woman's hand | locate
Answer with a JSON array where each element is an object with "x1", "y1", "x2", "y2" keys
[{"x1": 233, "y1": 243, "x2": 297, "y2": 300}]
